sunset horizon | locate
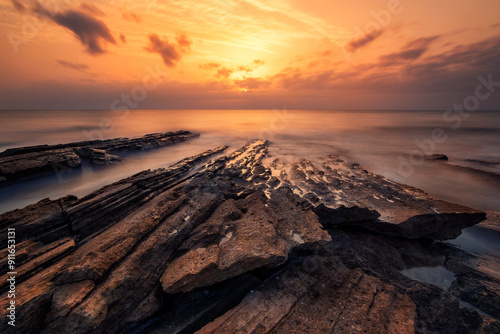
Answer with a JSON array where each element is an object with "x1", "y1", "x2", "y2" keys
[{"x1": 1, "y1": 0, "x2": 500, "y2": 110}]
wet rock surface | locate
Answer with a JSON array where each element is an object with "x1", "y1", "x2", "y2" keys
[
  {"x1": 0, "y1": 130, "x2": 199, "y2": 186},
  {"x1": 267, "y1": 155, "x2": 485, "y2": 239},
  {"x1": 425, "y1": 154, "x2": 449, "y2": 161},
  {"x1": 479, "y1": 211, "x2": 500, "y2": 234},
  {"x1": 0, "y1": 139, "x2": 498, "y2": 334}
]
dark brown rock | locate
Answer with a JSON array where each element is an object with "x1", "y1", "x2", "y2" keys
[
  {"x1": 425, "y1": 154, "x2": 449, "y2": 161},
  {"x1": 0, "y1": 130, "x2": 199, "y2": 186},
  {"x1": 196, "y1": 256, "x2": 415, "y2": 334}
]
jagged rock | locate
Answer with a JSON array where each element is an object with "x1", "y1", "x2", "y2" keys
[
  {"x1": 0, "y1": 130, "x2": 199, "y2": 185},
  {"x1": 196, "y1": 256, "x2": 416, "y2": 334},
  {"x1": 0, "y1": 237, "x2": 75, "y2": 291},
  {"x1": 0, "y1": 144, "x2": 227, "y2": 334},
  {"x1": 0, "y1": 139, "x2": 496, "y2": 334},
  {"x1": 266, "y1": 156, "x2": 485, "y2": 239},
  {"x1": 161, "y1": 188, "x2": 331, "y2": 294},
  {"x1": 90, "y1": 148, "x2": 122, "y2": 165},
  {"x1": 0, "y1": 196, "x2": 77, "y2": 246},
  {"x1": 425, "y1": 154, "x2": 449, "y2": 161}
]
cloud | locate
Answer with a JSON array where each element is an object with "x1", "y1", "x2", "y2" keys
[
  {"x1": 379, "y1": 36, "x2": 440, "y2": 64},
  {"x1": 4, "y1": 33, "x2": 500, "y2": 113},
  {"x1": 27, "y1": 3, "x2": 116, "y2": 55},
  {"x1": 200, "y1": 62, "x2": 221, "y2": 70},
  {"x1": 234, "y1": 77, "x2": 271, "y2": 90},
  {"x1": 123, "y1": 12, "x2": 141, "y2": 23},
  {"x1": 57, "y1": 60, "x2": 89, "y2": 71},
  {"x1": 10, "y1": 0, "x2": 27, "y2": 13},
  {"x1": 176, "y1": 34, "x2": 191, "y2": 50},
  {"x1": 237, "y1": 65, "x2": 253, "y2": 73},
  {"x1": 144, "y1": 34, "x2": 191, "y2": 67},
  {"x1": 269, "y1": 34, "x2": 500, "y2": 100},
  {"x1": 380, "y1": 48, "x2": 428, "y2": 63},
  {"x1": 80, "y1": 3, "x2": 106, "y2": 17},
  {"x1": 216, "y1": 67, "x2": 234, "y2": 79},
  {"x1": 204, "y1": 59, "x2": 265, "y2": 80},
  {"x1": 345, "y1": 30, "x2": 384, "y2": 52}
]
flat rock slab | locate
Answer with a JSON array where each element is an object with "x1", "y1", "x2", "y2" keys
[
  {"x1": 161, "y1": 188, "x2": 331, "y2": 294},
  {"x1": 0, "y1": 130, "x2": 199, "y2": 185}
]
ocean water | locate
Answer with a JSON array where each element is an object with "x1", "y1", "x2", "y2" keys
[{"x1": 0, "y1": 109, "x2": 499, "y2": 214}]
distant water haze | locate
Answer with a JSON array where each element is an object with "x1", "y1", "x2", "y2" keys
[{"x1": 0, "y1": 109, "x2": 499, "y2": 214}]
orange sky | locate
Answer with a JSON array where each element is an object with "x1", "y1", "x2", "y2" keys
[{"x1": 0, "y1": 0, "x2": 499, "y2": 110}]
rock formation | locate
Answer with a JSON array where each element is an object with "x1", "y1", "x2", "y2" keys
[
  {"x1": 0, "y1": 130, "x2": 199, "y2": 186},
  {"x1": 425, "y1": 154, "x2": 449, "y2": 161},
  {"x1": 0, "y1": 139, "x2": 498, "y2": 334}
]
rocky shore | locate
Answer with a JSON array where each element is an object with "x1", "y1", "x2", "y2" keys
[
  {"x1": 0, "y1": 130, "x2": 200, "y2": 186},
  {"x1": 1, "y1": 139, "x2": 499, "y2": 333}
]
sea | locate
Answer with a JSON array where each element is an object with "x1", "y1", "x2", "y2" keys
[
  {"x1": 1, "y1": 109, "x2": 499, "y2": 213},
  {"x1": 1, "y1": 109, "x2": 500, "y2": 288}
]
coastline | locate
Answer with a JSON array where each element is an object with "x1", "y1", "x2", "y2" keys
[{"x1": 0, "y1": 136, "x2": 499, "y2": 333}]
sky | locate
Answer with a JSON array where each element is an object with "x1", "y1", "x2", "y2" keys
[{"x1": 0, "y1": 0, "x2": 499, "y2": 110}]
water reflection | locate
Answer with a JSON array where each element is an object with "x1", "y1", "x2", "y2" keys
[{"x1": 400, "y1": 266, "x2": 456, "y2": 291}]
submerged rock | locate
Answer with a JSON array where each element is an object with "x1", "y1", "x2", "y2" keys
[{"x1": 0, "y1": 138, "x2": 496, "y2": 334}]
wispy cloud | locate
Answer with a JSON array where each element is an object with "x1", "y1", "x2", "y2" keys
[
  {"x1": 80, "y1": 3, "x2": 106, "y2": 17},
  {"x1": 57, "y1": 60, "x2": 89, "y2": 71},
  {"x1": 123, "y1": 12, "x2": 141, "y2": 23},
  {"x1": 345, "y1": 30, "x2": 384, "y2": 52},
  {"x1": 200, "y1": 62, "x2": 222, "y2": 70},
  {"x1": 144, "y1": 34, "x2": 191, "y2": 67},
  {"x1": 379, "y1": 36, "x2": 440, "y2": 64},
  {"x1": 12, "y1": 2, "x2": 117, "y2": 55},
  {"x1": 10, "y1": 0, "x2": 27, "y2": 13},
  {"x1": 202, "y1": 59, "x2": 265, "y2": 80}
]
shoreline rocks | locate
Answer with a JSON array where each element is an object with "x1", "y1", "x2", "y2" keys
[
  {"x1": 425, "y1": 154, "x2": 449, "y2": 161},
  {"x1": 0, "y1": 130, "x2": 200, "y2": 186},
  {"x1": 0, "y1": 138, "x2": 498, "y2": 334}
]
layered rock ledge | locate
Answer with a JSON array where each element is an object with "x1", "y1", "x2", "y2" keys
[
  {"x1": 0, "y1": 139, "x2": 498, "y2": 334},
  {"x1": 0, "y1": 130, "x2": 199, "y2": 186}
]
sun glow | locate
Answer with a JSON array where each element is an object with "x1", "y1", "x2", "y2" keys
[{"x1": 1, "y1": 0, "x2": 499, "y2": 109}]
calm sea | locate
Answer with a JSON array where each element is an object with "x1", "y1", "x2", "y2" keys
[{"x1": 0, "y1": 109, "x2": 499, "y2": 214}]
